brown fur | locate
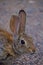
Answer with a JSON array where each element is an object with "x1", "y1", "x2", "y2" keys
[
  {"x1": 0, "y1": 10, "x2": 36, "y2": 60},
  {"x1": 0, "y1": 29, "x2": 13, "y2": 41}
]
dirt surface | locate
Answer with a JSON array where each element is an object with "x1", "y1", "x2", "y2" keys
[{"x1": 0, "y1": 0, "x2": 43, "y2": 65}]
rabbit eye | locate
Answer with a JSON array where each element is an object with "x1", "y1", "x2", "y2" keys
[{"x1": 21, "y1": 40, "x2": 25, "y2": 44}]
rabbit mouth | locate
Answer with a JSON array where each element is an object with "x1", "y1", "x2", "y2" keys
[{"x1": 27, "y1": 48, "x2": 35, "y2": 54}]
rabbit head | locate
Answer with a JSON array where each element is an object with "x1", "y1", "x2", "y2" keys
[
  {"x1": 14, "y1": 33, "x2": 36, "y2": 54},
  {"x1": 10, "y1": 10, "x2": 36, "y2": 54}
]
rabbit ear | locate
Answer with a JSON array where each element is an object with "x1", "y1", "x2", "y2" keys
[
  {"x1": 10, "y1": 15, "x2": 19, "y2": 35},
  {"x1": 18, "y1": 10, "x2": 26, "y2": 34}
]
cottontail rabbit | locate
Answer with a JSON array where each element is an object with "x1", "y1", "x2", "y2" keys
[
  {"x1": 10, "y1": 10, "x2": 36, "y2": 55},
  {"x1": 0, "y1": 10, "x2": 36, "y2": 60}
]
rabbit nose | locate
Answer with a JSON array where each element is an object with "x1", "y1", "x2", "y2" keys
[{"x1": 31, "y1": 49, "x2": 35, "y2": 55}]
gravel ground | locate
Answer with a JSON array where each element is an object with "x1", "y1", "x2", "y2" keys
[{"x1": 0, "y1": 0, "x2": 43, "y2": 65}]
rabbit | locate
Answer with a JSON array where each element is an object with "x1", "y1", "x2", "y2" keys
[
  {"x1": 0, "y1": 9, "x2": 36, "y2": 61},
  {"x1": 10, "y1": 9, "x2": 36, "y2": 55}
]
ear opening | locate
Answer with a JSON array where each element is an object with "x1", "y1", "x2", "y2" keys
[
  {"x1": 18, "y1": 9, "x2": 26, "y2": 34},
  {"x1": 10, "y1": 15, "x2": 19, "y2": 35}
]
